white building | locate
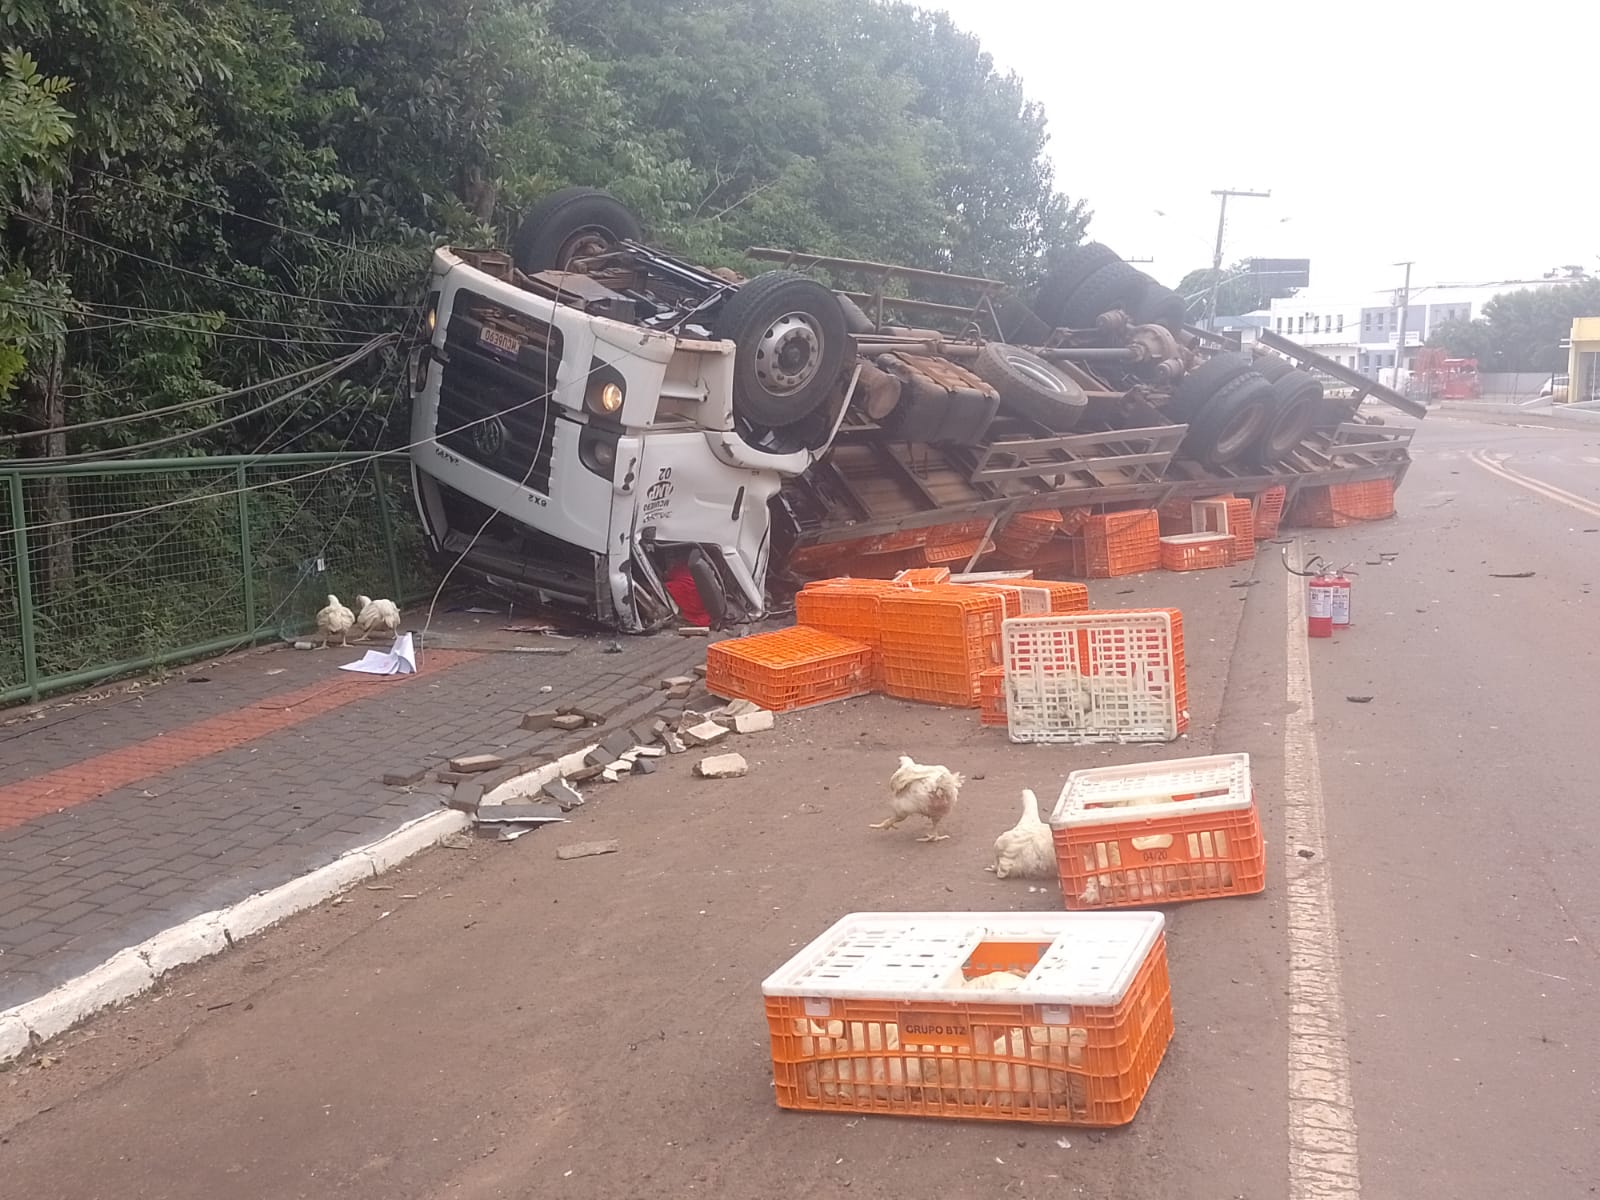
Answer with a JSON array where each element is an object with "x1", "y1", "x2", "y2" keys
[{"x1": 1265, "y1": 278, "x2": 1570, "y2": 379}]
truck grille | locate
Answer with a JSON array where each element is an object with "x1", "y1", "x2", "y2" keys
[{"x1": 435, "y1": 296, "x2": 564, "y2": 492}]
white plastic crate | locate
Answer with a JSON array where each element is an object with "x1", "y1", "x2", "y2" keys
[
  {"x1": 763, "y1": 911, "x2": 1164, "y2": 1006},
  {"x1": 1002, "y1": 611, "x2": 1186, "y2": 744},
  {"x1": 1050, "y1": 753, "x2": 1252, "y2": 828}
]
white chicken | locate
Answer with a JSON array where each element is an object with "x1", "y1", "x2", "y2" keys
[
  {"x1": 353, "y1": 595, "x2": 401, "y2": 642},
  {"x1": 987, "y1": 788, "x2": 1056, "y2": 880},
  {"x1": 871, "y1": 755, "x2": 964, "y2": 842},
  {"x1": 315, "y1": 594, "x2": 355, "y2": 648}
]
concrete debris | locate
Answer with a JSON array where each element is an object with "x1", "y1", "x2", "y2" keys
[
  {"x1": 565, "y1": 764, "x2": 605, "y2": 784},
  {"x1": 603, "y1": 759, "x2": 632, "y2": 773},
  {"x1": 556, "y1": 839, "x2": 620, "y2": 861},
  {"x1": 382, "y1": 766, "x2": 429, "y2": 787},
  {"x1": 478, "y1": 799, "x2": 566, "y2": 824},
  {"x1": 448, "y1": 754, "x2": 506, "y2": 774},
  {"x1": 551, "y1": 713, "x2": 588, "y2": 731},
  {"x1": 716, "y1": 698, "x2": 762, "y2": 719},
  {"x1": 521, "y1": 710, "x2": 563, "y2": 731},
  {"x1": 633, "y1": 745, "x2": 664, "y2": 758},
  {"x1": 660, "y1": 730, "x2": 687, "y2": 755},
  {"x1": 448, "y1": 782, "x2": 484, "y2": 815},
  {"x1": 633, "y1": 757, "x2": 657, "y2": 775},
  {"x1": 695, "y1": 752, "x2": 749, "y2": 779},
  {"x1": 601, "y1": 768, "x2": 622, "y2": 782},
  {"x1": 631, "y1": 720, "x2": 661, "y2": 746},
  {"x1": 600, "y1": 729, "x2": 638, "y2": 760},
  {"x1": 660, "y1": 675, "x2": 695, "y2": 690},
  {"x1": 435, "y1": 770, "x2": 479, "y2": 785},
  {"x1": 557, "y1": 705, "x2": 605, "y2": 725},
  {"x1": 683, "y1": 721, "x2": 729, "y2": 747},
  {"x1": 543, "y1": 778, "x2": 585, "y2": 811},
  {"x1": 732, "y1": 709, "x2": 775, "y2": 734}
]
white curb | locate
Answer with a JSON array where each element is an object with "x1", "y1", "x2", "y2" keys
[{"x1": 0, "y1": 808, "x2": 471, "y2": 1062}]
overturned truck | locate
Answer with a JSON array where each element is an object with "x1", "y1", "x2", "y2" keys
[{"x1": 408, "y1": 188, "x2": 1419, "y2": 630}]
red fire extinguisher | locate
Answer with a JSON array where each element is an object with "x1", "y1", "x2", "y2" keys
[
  {"x1": 1306, "y1": 562, "x2": 1335, "y2": 638},
  {"x1": 1327, "y1": 563, "x2": 1354, "y2": 631}
]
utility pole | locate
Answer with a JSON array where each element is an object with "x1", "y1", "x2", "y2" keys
[
  {"x1": 1392, "y1": 260, "x2": 1413, "y2": 391},
  {"x1": 1206, "y1": 188, "x2": 1270, "y2": 329}
]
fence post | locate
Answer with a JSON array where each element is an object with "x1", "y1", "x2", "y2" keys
[
  {"x1": 7, "y1": 472, "x2": 39, "y2": 698},
  {"x1": 373, "y1": 462, "x2": 403, "y2": 601},
  {"x1": 237, "y1": 463, "x2": 257, "y2": 635}
]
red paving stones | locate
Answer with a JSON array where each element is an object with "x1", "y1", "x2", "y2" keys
[{"x1": 0, "y1": 651, "x2": 478, "y2": 832}]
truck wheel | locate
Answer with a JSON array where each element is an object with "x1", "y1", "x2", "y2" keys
[
  {"x1": 1251, "y1": 354, "x2": 1294, "y2": 382},
  {"x1": 972, "y1": 342, "x2": 1088, "y2": 431},
  {"x1": 1253, "y1": 370, "x2": 1324, "y2": 462},
  {"x1": 1061, "y1": 261, "x2": 1147, "y2": 328},
  {"x1": 1169, "y1": 351, "x2": 1254, "y2": 421},
  {"x1": 1181, "y1": 372, "x2": 1275, "y2": 467},
  {"x1": 1131, "y1": 281, "x2": 1188, "y2": 333},
  {"x1": 835, "y1": 293, "x2": 877, "y2": 335},
  {"x1": 712, "y1": 271, "x2": 848, "y2": 428},
  {"x1": 1033, "y1": 243, "x2": 1121, "y2": 327},
  {"x1": 511, "y1": 187, "x2": 643, "y2": 274}
]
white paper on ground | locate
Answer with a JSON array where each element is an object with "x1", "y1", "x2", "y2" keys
[{"x1": 339, "y1": 632, "x2": 418, "y2": 676}]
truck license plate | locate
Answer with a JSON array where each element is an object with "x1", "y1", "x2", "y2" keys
[{"x1": 478, "y1": 325, "x2": 521, "y2": 357}]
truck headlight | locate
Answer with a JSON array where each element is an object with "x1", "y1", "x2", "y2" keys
[{"x1": 595, "y1": 382, "x2": 623, "y2": 413}]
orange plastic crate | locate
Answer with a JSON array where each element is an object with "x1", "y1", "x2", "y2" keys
[
  {"x1": 895, "y1": 567, "x2": 953, "y2": 586},
  {"x1": 978, "y1": 666, "x2": 1007, "y2": 726},
  {"x1": 1155, "y1": 498, "x2": 1196, "y2": 536},
  {"x1": 763, "y1": 912, "x2": 1174, "y2": 1128},
  {"x1": 996, "y1": 510, "x2": 1063, "y2": 559},
  {"x1": 1252, "y1": 485, "x2": 1287, "y2": 540},
  {"x1": 1286, "y1": 479, "x2": 1397, "y2": 528},
  {"x1": 1159, "y1": 533, "x2": 1232, "y2": 572},
  {"x1": 794, "y1": 580, "x2": 900, "y2": 686},
  {"x1": 1222, "y1": 498, "x2": 1255, "y2": 562},
  {"x1": 923, "y1": 536, "x2": 994, "y2": 565},
  {"x1": 878, "y1": 586, "x2": 1006, "y2": 706},
  {"x1": 1080, "y1": 511, "x2": 1160, "y2": 578},
  {"x1": 1051, "y1": 755, "x2": 1265, "y2": 909},
  {"x1": 705, "y1": 626, "x2": 873, "y2": 712},
  {"x1": 1031, "y1": 580, "x2": 1090, "y2": 613}
]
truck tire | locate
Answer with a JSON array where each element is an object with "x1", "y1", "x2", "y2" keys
[
  {"x1": 1061, "y1": 261, "x2": 1147, "y2": 328},
  {"x1": 1169, "y1": 351, "x2": 1254, "y2": 421},
  {"x1": 1253, "y1": 370, "x2": 1324, "y2": 462},
  {"x1": 1181, "y1": 372, "x2": 1275, "y2": 468},
  {"x1": 712, "y1": 271, "x2": 848, "y2": 428},
  {"x1": 1132, "y1": 281, "x2": 1188, "y2": 332},
  {"x1": 511, "y1": 187, "x2": 643, "y2": 274},
  {"x1": 1034, "y1": 243, "x2": 1121, "y2": 326},
  {"x1": 972, "y1": 342, "x2": 1088, "y2": 431},
  {"x1": 1251, "y1": 354, "x2": 1294, "y2": 383},
  {"x1": 835, "y1": 293, "x2": 877, "y2": 335}
]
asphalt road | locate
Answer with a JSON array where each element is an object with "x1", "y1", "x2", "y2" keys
[{"x1": 2, "y1": 410, "x2": 1597, "y2": 1199}]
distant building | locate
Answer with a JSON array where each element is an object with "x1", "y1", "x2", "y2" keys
[{"x1": 1265, "y1": 278, "x2": 1571, "y2": 380}]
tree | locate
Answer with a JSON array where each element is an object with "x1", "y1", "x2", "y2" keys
[
  {"x1": 1175, "y1": 260, "x2": 1296, "y2": 320},
  {"x1": 1430, "y1": 279, "x2": 1600, "y2": 373}
]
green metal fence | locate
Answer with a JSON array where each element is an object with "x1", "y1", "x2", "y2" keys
[{"x1": 0, "y1": 452, "x2": 432, "y2": 704}]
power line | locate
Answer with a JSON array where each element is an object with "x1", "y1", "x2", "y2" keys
[
  {"x1": 12, "y1": 296, "x2": 390, "y2": 344},
  {"x1": 4, "y1": 206, "x2": 419, "y2": 311},
  {"x1": 0, "y1": 345, "x2": 384, "y2": 446}
]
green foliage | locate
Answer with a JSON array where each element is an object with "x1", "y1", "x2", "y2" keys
[
  {"x1": 0, "y1": 49, "x2": 72, "y2": 195},
  {"x1": 1176, "y1": 261, "x2": 1296, "y2": 320},
  {"x1": 1429, "y1": 278, "x2": 1600, "y2": 372}
]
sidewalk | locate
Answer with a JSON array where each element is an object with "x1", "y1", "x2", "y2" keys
[{"x1": 0, "y1": 626, "x2": 706, "y2": 1011}]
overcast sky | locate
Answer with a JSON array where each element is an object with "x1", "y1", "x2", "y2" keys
[{"x1": 930, "y1": 0, "x2": 1594, "y2": 297}]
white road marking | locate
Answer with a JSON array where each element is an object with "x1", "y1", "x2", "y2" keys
[
  {"x1": 1469, "y1": 449, "x2": 1600, "y2": 519},
  {"x1": 1284, "y1": 548, "x2": 1362, "y2": 1199}
]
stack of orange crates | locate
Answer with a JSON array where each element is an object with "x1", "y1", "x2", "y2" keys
[
  {"x1": 1286, "y1": 478, "x2": 1396, "y2": 527},
  {"x1": 1222, "y1": 498, "x2": 1255, "y2": 563},
  {"x1": 923, "y1": 536, "x2": 993, "y2": 565},
  {"x1": 1252, "y1": 485, "x2": 1287, "y2": 540},
  {"x1": 995, "y1": 509, "x2": 1063, "y2": 559},
  {"x1": 705, "y1": 626, "x2": 874, "y2": 712},
  {"x1": 878, "y1": 585, "x2": 1006, "y2": 706},
  {"x1": 1026, "y1": 579, "x2": 1091, "y2": 614},
  {"x1": 1080, "y1": 510, "x2": 1160, "y2": 578},
  {"x1": 794, "y1": 579, "x2": 899, "y2": 686}
]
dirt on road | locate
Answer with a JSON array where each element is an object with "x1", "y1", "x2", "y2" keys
[{"x1": 0, "y1": 567, "x2": 1293, "y2": 1200}]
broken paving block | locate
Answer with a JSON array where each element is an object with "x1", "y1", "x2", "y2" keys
[
  {"x1": 633, "y1": 757, "x2": 657, "y2": 776},
  {"x1": 449, "y1": 782, "x2": 484, "y2": 815},
  {"x1": 667, "y1": 684, "x2": 692, "y2": 702},
  {"x1": 551, "y1": 713, "x2": 588, "y2": 732},
  {"x1": 603, "y1": 759, "x2": 632, "y2": 773},
  {"x1": 599, "y1": 729, "x2": 637, "y2": 760},
  {"x1": 695, "y1": 752, "x2": 749, "y2": 779},
  {"x1": 585, "y1": 747, "x2": 613, "y2": 769},
  {"x1": 633, "y1": 746, "x2": 664, "y2": 758},
  {"x1": 478, "y1": 798, "x2": 565, "y2": 824},
  {"x1": 556, "y1": 839, "x2": 620, "y2": 861},
  {"x1": 692, "y1": 664, "x2": 707, "y2": 677},
  {"x1": 660, "y1": 731, "x2": 687, "y2": 755},
  {"x1": 601, "y1": 768, "x2": 622, "y2": 783},
  {"x1": 733, "y1": 709, "x2": 775, "y2": 734},
  {"x1": 521, "y1": 710, "x2": 562, "y2": 732},
  {"x1": 683, "y1": 720, "x2": 729, "y2": 747},
  {"x1": 382, "y1": 765, "x2": 429, "y2": 788},
  {"x1": 660, "y1": 675, "x2": 695, "y2": 690},
  {"x1": 448, "y1": 754, "x2": 506, "y2": 774},
  {"x1": 565, "y1": 764, "x2": 604, "y2": 784},
  {"x1": 435, "y1": 769, "x2": 479, "y2": 785},
  {"x1": 717, "y1": 698, "x2": 762, "y2": 720},
  {"x1": 543, "y1": 778, "x2": 585, "y2": 811}
]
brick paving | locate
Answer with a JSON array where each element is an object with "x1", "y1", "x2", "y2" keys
[{"x1": 0, "y1": 633, "x2": 706, "y2": 1010}]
